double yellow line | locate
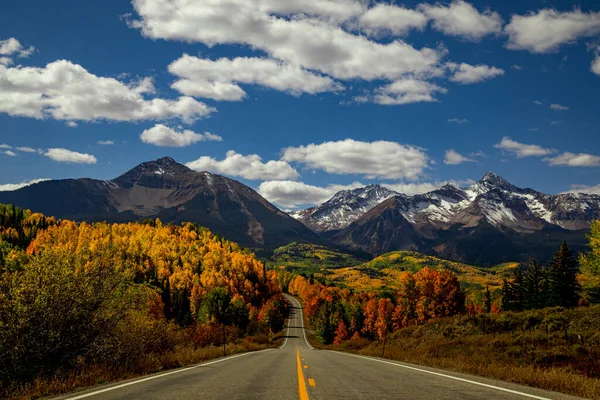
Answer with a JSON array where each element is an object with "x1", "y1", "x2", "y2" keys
[{"x1": 296, "y1": 348, "x2": 310, "y2": 400}]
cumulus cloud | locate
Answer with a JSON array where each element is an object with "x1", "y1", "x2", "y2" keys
[
  {"x1": 282, "y1": 139, "x2": 429, "y2": 180},
  {"x1": 140, "y1": 124, "x2": 223, "y2": 147},
  {"x1": 169, "y1": 54, "x2": 343, "y2": 101},
  {"x1": 358, "y1": 4, "x2": 428, "y2": 37},
  {"x1": 258, "y1": 180, "x2": 363, "y2": 208},
  {"x1": 550, "y1": 103, "x2": 569, "y2": 111},
  {"x1": 544, "y1": 152, "x2": 600, "y2": 167},
  {"x1": 418, "y1": 0, "x2": 503, "y2": 41},
  {"x1": 448, "y1": 118, "x2": 468, "y2": 123},
  {"x1": 0, "y1": 37, "x2": 35, "y2": 65},
  {"x1": 0, "y1": 60, "x2": 215, "y2": 123},
  {"x1": 363, "y1": 78, "x2": 447, "y2": 105},
  {"x1": 590, "y1": 46, "x2": 600, "y2": 76},
  {"x1": 505, "y1": 9, "x2": 600, "y2": 53},
  {"x1": 16, "y1": 146, "x2": 39, "y2": 153},
  {"x1": 129, "y1": 0, "x2": 445, "y2": 82},
  {"x1": 566, "y1": 184, "x2": 600, "y2": 195},
  {"x1": 0, "y1": 143, "x2": 12, "y2": 149},
  {"x1": 44, "y1": 148, "x2": 97, "y2": 164},
  {"x1": 448, "y1": 63, "x2": 504, "y2": 84},
  {"x1": 186, "y1": 150, "x2": 298, "y2": 180},
  {"x1": 2, "y1": 150, "x2": 16, "y2": 157},
  {"x1": 444, "y1": 149, "x2": 475, "y2": 165},
  {"x1": 0, "y1": 178, "x2": 50, "y2": 192},
  {"x1": 66, "y1": 121, "x2": 78, "y2": 128},
  {"x1": 494, "y1": 136, "x2": 557, "y2": 158},
  {"x1": 97, "y1": 140, "x2": 114, "y2": 145}
]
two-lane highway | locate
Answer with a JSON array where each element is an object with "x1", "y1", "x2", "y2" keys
[{"x1": 53, "y1": 295, "x2": 584, "y2": 400}]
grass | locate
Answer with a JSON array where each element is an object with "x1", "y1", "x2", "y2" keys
[
  {"x1": 325, "y1": 251, "x2": 519, "y2": 304},
  {"x1": 4, "y1": 333, "x2": 285, "y2": 399},
  {"x1": 309, "y1": 305, "x2": 600, "y2": 399},
  {"x1": 265, "y1": 242, "x2": 366, "y2": 274}
]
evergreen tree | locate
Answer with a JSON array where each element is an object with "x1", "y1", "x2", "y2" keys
[
  {"x1": 547, "y1": 241, "x2": 580, "y2": 307},
  {"x1": 523, "y1": 260, "x2": 549, "y2": 310},
  {"x1": 501, "y1": 268, "x2": 525, "y2": 311},
  {"x1": 484, "y1": 287, "x2": 492, "y2": 313}
]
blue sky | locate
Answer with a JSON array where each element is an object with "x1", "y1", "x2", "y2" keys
[{"x1": 0, "y1": 0, "x2": 599, "y2": 209}]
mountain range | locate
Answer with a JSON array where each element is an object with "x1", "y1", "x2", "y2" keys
[
  {"x1": 291, "y1": 172, "x2": 600, "y2": 265},
  {"x1": 1, "y1": 158, "x2": 597, "y2": 265},
  {"x1": 0, "y1": 157, "x2": 318, "y2": 250}
]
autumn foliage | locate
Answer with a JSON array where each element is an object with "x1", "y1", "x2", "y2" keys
[
  {"x1": 0, "y1": 206, "x2": 286, "y2": 395},
  {"x1": 288, "y1": 267, "x2": 465, "y2": 345}
]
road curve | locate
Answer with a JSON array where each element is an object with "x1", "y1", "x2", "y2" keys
[{"x1": 51, "y1": 295, "x2": 585, "y2": 400}]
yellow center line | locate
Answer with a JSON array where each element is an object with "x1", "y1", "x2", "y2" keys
[
  {"x1": 304, "y1": 365, "x2": 308, "y2": 369},
  {"x1": 308, "y1": 378, "x2": 316, "y2": 387},
  {"x1": 296, "y1": 348, "x2": 309, "y2": 400}
]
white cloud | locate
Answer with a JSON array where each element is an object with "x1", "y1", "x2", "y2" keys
[
  {"x1": 448, "y1": 62, "x2": 504, "y2": 84},
  {"x1": 66, "y1": 121, "x2": 78, "y2": 128},
  {"x1": 511, "y1": 64, "x2": 523, "y2": 70},
  {"x1": 470, "y1": 151, "x2": 487, "y2": 157},
  {"x1": 186, "y1": 150, "x2": 298, "y2": 180},
  {"x1": 44, "y1": 148, "x2": 97, "y2": 164},
  {"x1": 258, "y1": 180, "x2": 363, "y2": 208},
  {"x1": 2, "y1": 150, "x2": 16, "y2": 157},
  {"x1": 0, "y1": 38, "x2": 35, "y2": 66},
  {"x1": 550, "y1": 103, "x2": 569, "y2": 111},
  {"x1": 169, "y1": 54, "x2": 343, "y2": 101},
  {"x1": 448, "y1": 118, "x2": 468, "y2": 123},
  {"x1": 361, "y1": 78, "x2": 447, "y2": 105},
  {"x1": 140, "y1": 124, "x2": 223, "y2": 147},
  {"x1": 544, "y1": 152, "x2": 600, "y2": 167},
  {"x1": 0, "y1": 178, "x2": 50, "y2": 192},
  {"x1": 418, "y1": 0, "x2": 503, "y2": 41},
  {"x1": 566, "y1": 184, "x2": 600, "y2": 195},
  {"x1": 0, "y1": 60, "x2": 215, "y2": 123},
  {"x1": 590, "y1": 46, "x2": 600, "y2": 76},
  {"x1": 129, "y1": 0, "x2": 445, "y2": 82},
  {"x1": 444, "y1": 149, "x2": 475, "y2": 165},
  {"x1": 551, "y1": 120, "x2": 564, "y2": 125},
  {"x1": 533, "y1": 100, "x2": 544, "y2": 105},
  {"x1": 97, "y1": 140, "x2": 114, "y2": 145},
  {"x1": 494, "y1": 136, "x2": 556, "y2": 158},
  {"x1": 0, "y1": 143, "x2": 12, "y2": 149},
  {"x1": 16, "y1": 146, "x2": 38, "y2": 153},
  {"x1": 505, "y1": 9, "x2": 600, "y2": 53},
  {"x1": 358, "y1": 4, "x2": 428, "y2": 37},
  {"x1": 282, "y1": 139, "x2": 429, "y2": 180}
]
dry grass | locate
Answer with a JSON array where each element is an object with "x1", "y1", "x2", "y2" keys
[
  {"x1": 6, "y1": 334, "x2": 284, "y2": 400},
  {"x1": 310, "y1": 307, "x2": 600, "y2": 399}
]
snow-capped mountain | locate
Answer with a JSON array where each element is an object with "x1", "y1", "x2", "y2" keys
[
  {"x1": 290, "y1": 184, "x2": 398, "y2": 232},
  {"x1": 293, "y1": 172, "x2": 600, "y2": 264}
]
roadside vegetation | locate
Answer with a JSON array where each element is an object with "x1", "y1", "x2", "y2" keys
[
  {"x1": 0, "y1": 204, "x2": 287, "y2": 399},
  {"x1": 281, "y1": 221, "x2": 600, "y2": 398}
]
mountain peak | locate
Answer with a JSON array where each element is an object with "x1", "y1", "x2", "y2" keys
[
  {"x1": 112, "y1": 157, "x2": 192, "y2": 188},
  {"x1": 478, "y1": 172, "x2": 516, "y2": 190}
]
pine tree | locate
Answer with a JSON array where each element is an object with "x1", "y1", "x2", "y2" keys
[
  {"x1": 501, "y1": 268, "x2": 525, "y2": 311},
  {"x1": 547, "y1": 241, "x2": 580, "y2": 307},
  {"x1": 484, "y1": 287, "x2": 492, "y2": 313},
  {"x1": 523, "y1": 260, "x2": 549, "y2": 309}
]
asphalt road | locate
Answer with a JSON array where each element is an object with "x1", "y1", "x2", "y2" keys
[{"x1": 53, "y1": 295, "x2": 585, "y2": 400}]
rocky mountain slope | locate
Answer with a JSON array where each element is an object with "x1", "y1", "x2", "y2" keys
[
  {"x1": 0, "y1": 157, "x2": 319, "y2": 249},
  {"x1": 290, "y1": 184, "x2": 397, "y2": 233},
  {"x1": 293, "y1": 173, "x2": 600, "y2": 264}
]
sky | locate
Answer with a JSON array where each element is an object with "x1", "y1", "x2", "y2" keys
[{"x1": 0, "y1": 0, "x2": 599, "y2": 209}]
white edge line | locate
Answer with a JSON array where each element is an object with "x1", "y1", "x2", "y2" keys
[
  {"x1": 286, "y1": 295, "x2": 314, "y2": 350},
  {"x1": 65, "y1": 349, "x2": 272, "y2": 399},
  {"x1": 328, "y1": 352, "x2": 552, "y2": 400}
]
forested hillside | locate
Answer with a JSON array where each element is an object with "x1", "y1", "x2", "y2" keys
[{"x1": 0, "y1": 204, "x2": 287, "y2": 398}]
